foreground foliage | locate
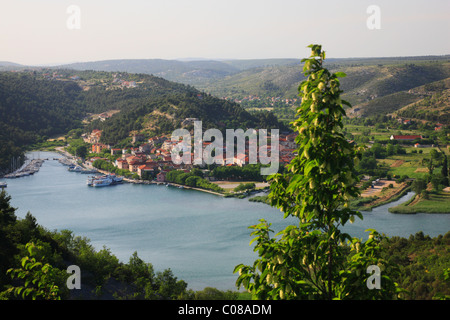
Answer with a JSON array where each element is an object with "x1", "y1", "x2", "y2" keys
[{"x1": 235, "y1": 45, "x2": 402, "y2": 300}]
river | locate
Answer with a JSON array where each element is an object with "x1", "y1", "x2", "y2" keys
[{"x1": 3, "y1": 151, "x2": 450, "y2": 290}]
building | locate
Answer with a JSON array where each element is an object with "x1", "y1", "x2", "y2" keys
[
  {"x1": 138, "y1": 165, "x2": 155, "y2": 178},
  {"x1": 148, "y1": 136, "x2": 167, "y2": 147},
  {"x1": 139, "y1": 143, "x2": 152, "y2": 153},
  {"x1": 126, "y1": 155, "x2": 146, "y2": 173},
  {"x1": 161, "y1": 140, "x2": 178, "y2": 151},
  {"x1": 85, "y1": 130, "x2": 102, "y2": 144},
  {"x1": 233, "y1": 153, "x2": 248, "y2": 167},
  {"x1": 115, "y1": 159, "x2": 129, "y2": 170},
  {"x1": 156, "y1": 171, "x2": 166, "y2": 182},
  {"x1": 92, "y1": 143, "x2": 109, "y2": 154}
]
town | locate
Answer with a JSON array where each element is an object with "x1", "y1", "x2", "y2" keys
[{"x1": 71, "y1": 121, "x2": 298, "y2": 193}]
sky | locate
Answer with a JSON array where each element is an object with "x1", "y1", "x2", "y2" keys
[{"x1": 0, "y1": 0, "x2": 449, "y2": 65}]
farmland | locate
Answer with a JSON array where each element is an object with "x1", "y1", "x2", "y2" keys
[{"x1": 345, "y1": 121, "x2": 450, "y2": 212}]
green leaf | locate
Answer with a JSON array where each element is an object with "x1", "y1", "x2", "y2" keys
[
  {"x1": 334, "y1": 72, "x2": 347, "y2": 78},
  {"x1": 304, "y1": 160, "x2": 317, "y2": 176}
]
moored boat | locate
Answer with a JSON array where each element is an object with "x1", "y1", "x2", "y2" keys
[{"x1": 88, "y1": 174, "x2": 123, "y2": 187}]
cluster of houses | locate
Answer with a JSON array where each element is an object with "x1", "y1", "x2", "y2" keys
[
  {"x1": 82, "y1": 128, "x2": 298, "y2": 182},
  {"x1": 80, "y1": 120, "x2": 447, "y2": 183},
  {"x1": 396, "y1": 117, "x2": 445, "y2": 131},
  {"x1": 224, "y1": 95, "x2": 299, "y2": 107}
]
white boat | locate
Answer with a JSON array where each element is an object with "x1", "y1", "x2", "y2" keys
[
  {"x1": 88, "y1": 174, "x2": 123, "y2": 187},
  {"x1": 92, "y1": 176, "x2": 113, "y2": 187},
  {"x1": 0, "y1": 181, "x2": 7, "y2": 188},
  {"x1": 87, "y1": 175, "x2": 104, "y2": 186},
  {"x1": 68, "y1": 166, "x2": 83, "y2": 172}
]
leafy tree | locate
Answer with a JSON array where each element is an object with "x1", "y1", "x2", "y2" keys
[
  {"x1": 411, "y1": 179, "x2": 427, "y2": 195},
  {"x1": 0, "y1": 190, "x2": 19, "y2": 287},
  {"x1": 150, "y1": 269, "x2": 188, "y2": 300},
  {"x1": 441, "y1": 155, "x2": 449, "y2": 187},
  {"x1": 235, "y1": 45, "x2": 400, "y2": 300},
  {"x1": 234, "y1": 182, "x2": 256, "y2": 192},
  {"x1": 5, "y1": 242, "x2": 64, "y2": 300},
  {"x1": 194, "y1": 287, "x2": 238, "y2": 300}
]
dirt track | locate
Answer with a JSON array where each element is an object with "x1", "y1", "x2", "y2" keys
[{"x1": 390, "y1": 160, "x2": 404, "y2": 167}]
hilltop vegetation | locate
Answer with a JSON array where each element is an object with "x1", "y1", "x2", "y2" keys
[
  {"x1": 393, "y1": 78, "x2": 450, "y2": 124},
  {"x1": 2, "y1": 55, "x2": 448, "y2": 125},
  {"x1": 48, "y1": 56, "x2": 450, "y2": 123}
]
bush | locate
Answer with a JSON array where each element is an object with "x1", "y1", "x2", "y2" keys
[
  {"x1": 234, "y1": 182, "x2": 256, "y2": 192},
  {"x1": 166, "y1": 169, "x2": 224, "y2": 192}
]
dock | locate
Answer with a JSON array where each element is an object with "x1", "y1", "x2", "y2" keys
[{"x1": 3, "y1": 159, "x2": 45, "y2": 179}]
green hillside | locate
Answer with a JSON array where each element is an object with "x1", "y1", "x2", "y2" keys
[
  {"x1": 13, "y1": 56, "x2": 445, "y2": 123},
  {"x1": 198, "y1": 58, "x2": 450, "y2": 102},
  {"x1": 390, "y1": 78, "x2": 450, "y2": 124},
  {"x1": 0, "y1": 69, "x2": 284, "y2": 174}
]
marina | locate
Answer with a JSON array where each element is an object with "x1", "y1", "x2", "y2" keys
[
  {"x1": 58, "y1": 157, "x2": 77, "y2": 167},
  {"x1": 3, "y1": 159, "x2": 45, "y2": 179},
  {"x1": 68, "y1": 165, "x2": 98, "y2": 174}
]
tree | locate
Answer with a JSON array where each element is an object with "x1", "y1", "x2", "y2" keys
[
  {"x1": 235, "y1": 45, "x2": 400, "y2": 300},
  {"x1": 425, "y1": 149, "x2": 443, "y2": 177},
  {"x1": 441, "y1": 155, "x2": 449, "y2": 187},
  {"x1": 234, "y1": 182, "x2": 256, "y2": 192},
  {"x1": 6, "y1": 242, "x2": 63, "y2": 300},
  {"x1": 75, "y1": 144, "x2": 88, "y2": 159},
  {"x1": 0, "y1": 190, "x2": 19, "y2": 288},
  {"x1": 412, "y1": 179, "x2": 427, "y2": 195}
]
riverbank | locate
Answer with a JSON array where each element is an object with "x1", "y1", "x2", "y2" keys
[
  {"x1": 389, "y1": 190, "x2": 450, "y2": 214},
  {"x1": 91, "y1": 167, "x2": 226, "y2": 197},
  {"x1": 46, "y1": 148, "x2": 450, "y2": 213},
  {"x1": 354, "y1": 182, "x2": 412, "y2": 211}
]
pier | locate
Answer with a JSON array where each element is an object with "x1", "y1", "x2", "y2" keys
[{"x1": 3, "y1": 159, "x2": 45, "y2": 179}]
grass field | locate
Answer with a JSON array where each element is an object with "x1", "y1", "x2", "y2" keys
[
  {"x1": 346, "y1": 124, "x2": 447, "y2": 179},
  {"x1": 389, "y1": 190, "x2": 450, "y2": 213}
]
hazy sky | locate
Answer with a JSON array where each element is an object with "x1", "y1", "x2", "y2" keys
[{"x1": 1, "y1": 0, "x2": 449, "y2": 65}]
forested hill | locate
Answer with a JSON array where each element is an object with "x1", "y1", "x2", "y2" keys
[
  {"x1": 39, "y1": 56, "x2": 450, "y2": 122},
  {"x1": 90, "y1": 91, "x2": 284, "y2": 145},
  {"x1": 0, "y1": 70, "x2": 285, "y2": 173},
  {"x1": 0, "y1": 72, "x2": 85, "y2": 173}
]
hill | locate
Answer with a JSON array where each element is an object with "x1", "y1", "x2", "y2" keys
[
  {"x1": 388, "y1": 78, "x2": 450, "y2": 124},
  {"x1": 0, "y1": 69, "x2": 284, "y2": 174},
  {"x1": 42, "y1": 56, "x2": 450, "y2": 122}
]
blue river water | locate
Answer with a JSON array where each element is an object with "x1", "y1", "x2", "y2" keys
[{"x1": 3, "y1": 151, "x2": 450, "y2": 290}]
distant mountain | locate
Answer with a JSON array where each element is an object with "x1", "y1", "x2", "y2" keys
[
  {"x1": 0, "y1": 61, "x2": 27, "y2": 71},
  {"x1": 2, "y1": 55, "x2": 449, "y2": 124},
  {"x1": 55, "y1": 59, "x2": 239, "y2": 85},
  {"x1": 54, "y1": 58, "x2": 301, "y2": 86},
  {"x1": 52, "y1": 56, "x2": 450, "y2": 112},
  {"x1": 193, "y1": 56, "x2": 450, "y2": 122}
]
